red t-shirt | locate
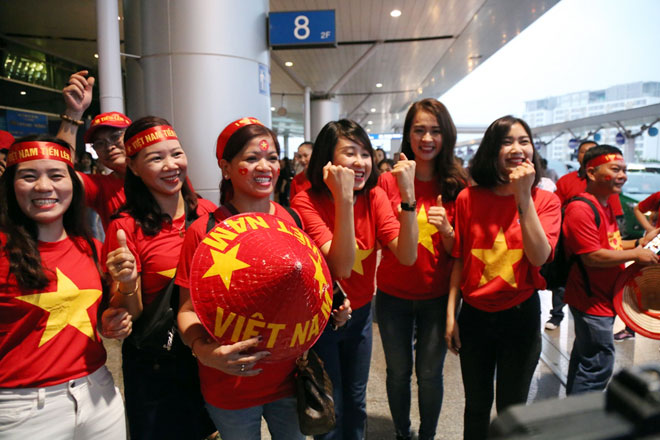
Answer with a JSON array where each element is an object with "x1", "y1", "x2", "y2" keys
[
  {"x1": 637, "y1": 191, "x2": 660, "y2": 228},
  {"x1": 0, "y1": 235, "x2": 106, "y2": 388},
  {"x1": 290, "y1": 172, "x2": 311, "y2": 200},
  {"x1": 175, "y1": 202, "x2": 299, "y2": 410},
  {"x1": 102, "y1": 199, "x2": 216, "y2": 306},
  {"x1": 555, "y1": 170, "x2": 623, "y2": 216},
  {"x1": 292, "y1": 186, "x2": 400, "y2": 309},
  {"x1": 452, "y1": 186, "x2": 561, "y2": 312},
  {"x1": 80, "y1": 172, "x2": 126, "y2": 231},
  {"x1": 563, "y1": 192, "x2": 624, "y2": 316},
  {"x1": 376, "y1": 172, "x2": 455, "y2": 299}
]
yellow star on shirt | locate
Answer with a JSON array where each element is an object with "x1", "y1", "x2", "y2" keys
[
  {"x1": 417, "y1": 205, "x2": 438, "y2": 255},
  {"x1": 157, "y1": 268, "x2": 177, "y2": 279},
  {"x1": 202, "y1": 244, "x2": 251, "y2": 290},
  {"x1": 353, "y1": 242, "x2": 373, "y2": 276},
  {"x1": 310, "y1": 253, "x2": 329, "y2": 297},
  {"x1": 471, "y1": 228, "x2": 523, "y2": 288},
  {"x1": 16, "y1": 268, "x2": 102, "y2": 347}
]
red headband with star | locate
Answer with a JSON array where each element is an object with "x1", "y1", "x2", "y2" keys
[{"x1": 585, "y1": 153, "x2": 624, "y2": 169}]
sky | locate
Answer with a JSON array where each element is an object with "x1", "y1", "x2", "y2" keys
[{"x1": 440, "y1": 0, "x2": 660, "y2": 126}]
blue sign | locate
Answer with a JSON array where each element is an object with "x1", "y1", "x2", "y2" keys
[
  {"x1": 568, "y1": 138, "x2": 579, "y2": 149},
  {"x1": 6, "y1": 110, "x2": 48, "y2": 137},
  {"x1": 648, "y1": 126, "x2": 658, "y2": 137},
  {"x1": 258, "y1": 63, "x2": 270, "y2": 96},
  {"x1": 593, "y1": 133, "x2": 602, "y2": 142},
  {"x1": 269, "y1": 10, "x2": 336, "y2": 48},
  {"x1": 615, "y1": 132, "x2": 626, "y2": 145}
]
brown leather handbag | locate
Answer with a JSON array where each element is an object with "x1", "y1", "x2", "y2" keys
[{"x1": 295, "y1": 349, "x2": 336, "y2": 435}]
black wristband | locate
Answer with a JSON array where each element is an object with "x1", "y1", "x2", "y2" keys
[{"x1": 400, "y1": 201, "x2": 417, "y2": 212}]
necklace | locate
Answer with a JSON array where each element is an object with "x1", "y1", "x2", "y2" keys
[{"x1": 174, "y1": 216, "x2": 185, "y2": 237}]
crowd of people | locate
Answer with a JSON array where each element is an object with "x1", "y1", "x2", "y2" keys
[{"x1": 1, "y1": 69, "x2": 658, "y2": 440}]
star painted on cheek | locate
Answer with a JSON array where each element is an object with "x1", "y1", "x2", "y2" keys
[
  {"x1": 239, "y1": 168, "x2": 248, "y2": 175},
  {"x1": 259, "y1": 140, "x2": 269, "y2": 151},
  {"x1": 471, "y1": 228, "x2": 523, "y2": 288},
  {"x1": 352, "y1": 242, "x2": 373, "y2": 276},
  {"x1": 16, "y1": 269, "x2": 102, "y2": 347},
  {"x1": 202, "y1": 244, "x2": 251, "y2": 290},
  {"x1": 417, "y1": 205, "x2": 438, "y2": 255}
]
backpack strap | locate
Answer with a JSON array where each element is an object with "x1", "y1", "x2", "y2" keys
[
  {"x1": 564, "y1": 196, "x2": 603, "y2": 297},
  {"x1": 206, "y1": 204, "x2": 238, "y2": 233},
  {"x1": 284, "y1": 206, "x2": 303, "y2": 229}
]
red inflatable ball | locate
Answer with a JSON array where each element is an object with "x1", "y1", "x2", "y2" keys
[{"x1": 189, "y1": 212, "x2": 333, "y2": 361}]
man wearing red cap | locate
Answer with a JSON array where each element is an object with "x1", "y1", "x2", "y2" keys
[
  {"x1": 0, "y1": 130, "x2": 15, "y2": 177},
  {"x1": 57, "y1": 71, "x2": 130, "y2": 230},
  {"x1": 562, "y1": 145, "x2": 659, "y2": 395}
]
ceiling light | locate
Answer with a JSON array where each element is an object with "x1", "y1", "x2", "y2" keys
[
  {"x1": 376, "y1": 83, "x2": 383, "y2": 88},
  {"x1": 94, "y1": 53, "x2": 99, "y2": 58},
  {"x1": 390, "y1": 9, "x2": 402, "y2": 17},
  {"x1": 20, "y1": 91, "x2": 26, "y2": 95},
  {"x1": 368, "y1": 121, "x2": 373, "y2": 125},
  {"x1": 367, "y1": 128, "x2": 372, "y2": 132},
  {"x1": 271, "y1": 106, "x2": 276, "y2": 111},
  {"x1": 370, "y1": 108, "x2": 376, "y2": 113},
  {"x1": 285, "y1": 61, "x2": 293, "y2": 67}
]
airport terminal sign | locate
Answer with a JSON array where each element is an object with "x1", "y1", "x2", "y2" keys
[{"x1": 269, "y1": 10, "x2": 336, "y2": 49}]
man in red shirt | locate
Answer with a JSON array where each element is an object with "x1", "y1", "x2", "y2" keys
[
  {"x1": 562, "y1": 145, "x2": 659, "y2": 394},
  {"x1": 546, "y1": 141, "x2": 624, "y2": 330},
  {"x1": 57, "y1": 71, "x2": 130, "y2": 231},
  {"x1": 289, "y1": 141, "x2": 313, "y2": 200}
]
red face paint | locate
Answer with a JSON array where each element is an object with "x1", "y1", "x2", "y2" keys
[
  {"x1": 239, "y1": 167, "x2": 248, "y2": 175},
  {"x1": 604, "y1": 175, "x2": 613, "y2": 181},
  {"x1": 259, "y1": 139, "x2": 269, "y2": 151}
]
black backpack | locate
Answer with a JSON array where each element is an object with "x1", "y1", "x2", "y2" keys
[{"x1": 541, "y1": 196, "x2": 601, "y2": 297}]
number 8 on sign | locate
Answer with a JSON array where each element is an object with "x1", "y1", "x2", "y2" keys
[{"x1": 294, "y1": 15, "x2": 310, "y2": 40}]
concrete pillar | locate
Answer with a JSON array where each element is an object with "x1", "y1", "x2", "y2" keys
[
  {"x1": 131, "y1": 0, "x2": 271, "y2": 201},
  {"x1": 304, "y1": 86, "x2": 311, "y2": 142},
  {"x1": 123, "y1": 0, "x2": 145, "y2": 119},
  {"x1": 96, "y1": 0, "x2": 124, "y2": 113},
  {"x1": 311, "y1": 98, "x2": 340, "y2": 142},
  {"x1": 623, "y1": 137, "x2": 636, "y2": 163}
]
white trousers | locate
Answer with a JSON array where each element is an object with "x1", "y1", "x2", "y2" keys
[{"x1": 0, "y1": 366, "x2": 126, "y2": 439}]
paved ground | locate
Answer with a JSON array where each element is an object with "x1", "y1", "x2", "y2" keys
[{"x1": 104, "y1": 289, "x2": 660, "y2": 439}]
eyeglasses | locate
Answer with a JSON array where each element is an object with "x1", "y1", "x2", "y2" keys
[{"x1": 92, "y1": 131, "x2": 124, "y2": 151}]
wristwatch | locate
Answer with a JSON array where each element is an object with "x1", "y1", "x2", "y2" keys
[{"x1": 400, "y1": 201, "x2": 417, "y2": 212}]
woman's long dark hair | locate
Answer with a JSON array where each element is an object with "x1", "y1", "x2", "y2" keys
[
  {"x1": 400, "y1": 99, "x2": 467, "y2": 201},
  {"x1": 0, "y1": 135, "x2": 94, "y2": 290},
  {"x1": 119, "y1": 116, "x2": 199, "y2": 236},
  {"x1": 218, "y1": 124, "x2": 280, "y2": 205}
]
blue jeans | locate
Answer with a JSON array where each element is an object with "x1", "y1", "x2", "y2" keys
[
  {"x1": 566, "y1": 307, "x2": 615, "y2": 395},
  {"x1": 376, "y1": 290, "x2": 448, "y2": 440},
  {"x1": 205, "y1": 396, "x2": 303, "y2": 440},
  {"x1": 313, "y1": 302, "x2": 373, "y2": 440},
  {"x1": 458, "y1": 292, "x2": 541, "y2": 440}
]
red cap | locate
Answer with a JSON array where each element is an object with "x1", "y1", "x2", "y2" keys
[
  {"x1": 0, "y1": 130, "x2": 14, "y2": 151},
  {"x1": 189, "y1": 212, "x2": 332, "y2": 361},
  {"x1": 84, "y1": 112, "x2": 132, "y2": 143},
  {"x1": 216, "y1": 117, "x2": 263, "y2": 166}
]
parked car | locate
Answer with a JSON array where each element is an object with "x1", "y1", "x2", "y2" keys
[{"x1": 619, "y1": 171, "x2": 660, "y2": 239}]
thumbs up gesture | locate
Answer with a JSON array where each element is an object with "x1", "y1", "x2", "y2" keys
[
  {"x1": 392, "y1": 153, "x2": 416, "y2": 203},
  {"x1": 106, "y1": 229, "x2": 138, "y2": 286},
  {"x1": 428, "y1": 195, "x2": 453, "y2": 238}
]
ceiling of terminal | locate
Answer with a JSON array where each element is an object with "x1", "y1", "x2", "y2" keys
[{"x1": 0, "y1": 0, "x2": 559, "y2": 138}]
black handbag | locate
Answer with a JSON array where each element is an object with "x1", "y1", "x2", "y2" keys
[{"x1": 295, "y1": 349, "x2": 336, "y2": 435}]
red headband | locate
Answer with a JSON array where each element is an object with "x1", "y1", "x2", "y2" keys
[
  {"x1": 216, "y1": 117, "x2": 264, "y2": 166},
  {"x1": 585, "y1": 153, "x2": 624, "y2": 169},
  {"x1": 6, "y1": 141, "x2": 73, "y2": 168},
  {"x1": 125, "y1": 125, "x2": 179, "y2": 156}
]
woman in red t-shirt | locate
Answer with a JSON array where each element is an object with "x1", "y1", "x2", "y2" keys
[
  {"x1": 446, "y1": 116, "x2": 561, "y2": 440},
  {"x1": 376, "y1": 99, "x2": 467, "y2": 440},
  {"x1": 103, "y1": 117, "x2": 216, "y2": 440},
  {"x1": 0, "y1": 136, "x2": 126, "y2": 438},
  {"x1": 176, "y1": 118, "x2": 332, "y2": 440},
  {"x1": 291, "y1": 119, "x2": 418, "y2": 440}
]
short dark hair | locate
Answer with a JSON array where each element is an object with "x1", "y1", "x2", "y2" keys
[
  {"x1": 298, "y1": 141, "x2": 313, "y2": 150},
  {"x1": 120, "y1": 116, "x2": 199, "y2": 235},
  {"x1": 0, "y1": 135, "x2": 92, "y2": 290},
  {"x1": 307, "y1": 119, "x2": 377, "y2": 195},
  {"x1": 219, "y1": 123, "x2": 280, "y2": 205},
  {"x1": 582, "y1": 144, "x2": 623, "y2": 182},
  {"x1": 400, "y1": 98, "x2": 466, "y2": 200},
  {"x1": 471, "y1": 115, "x2": 541, "y2": 188},
  {"x1": 578, "y1": 140, "x2": 598, "y2": 156}
]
